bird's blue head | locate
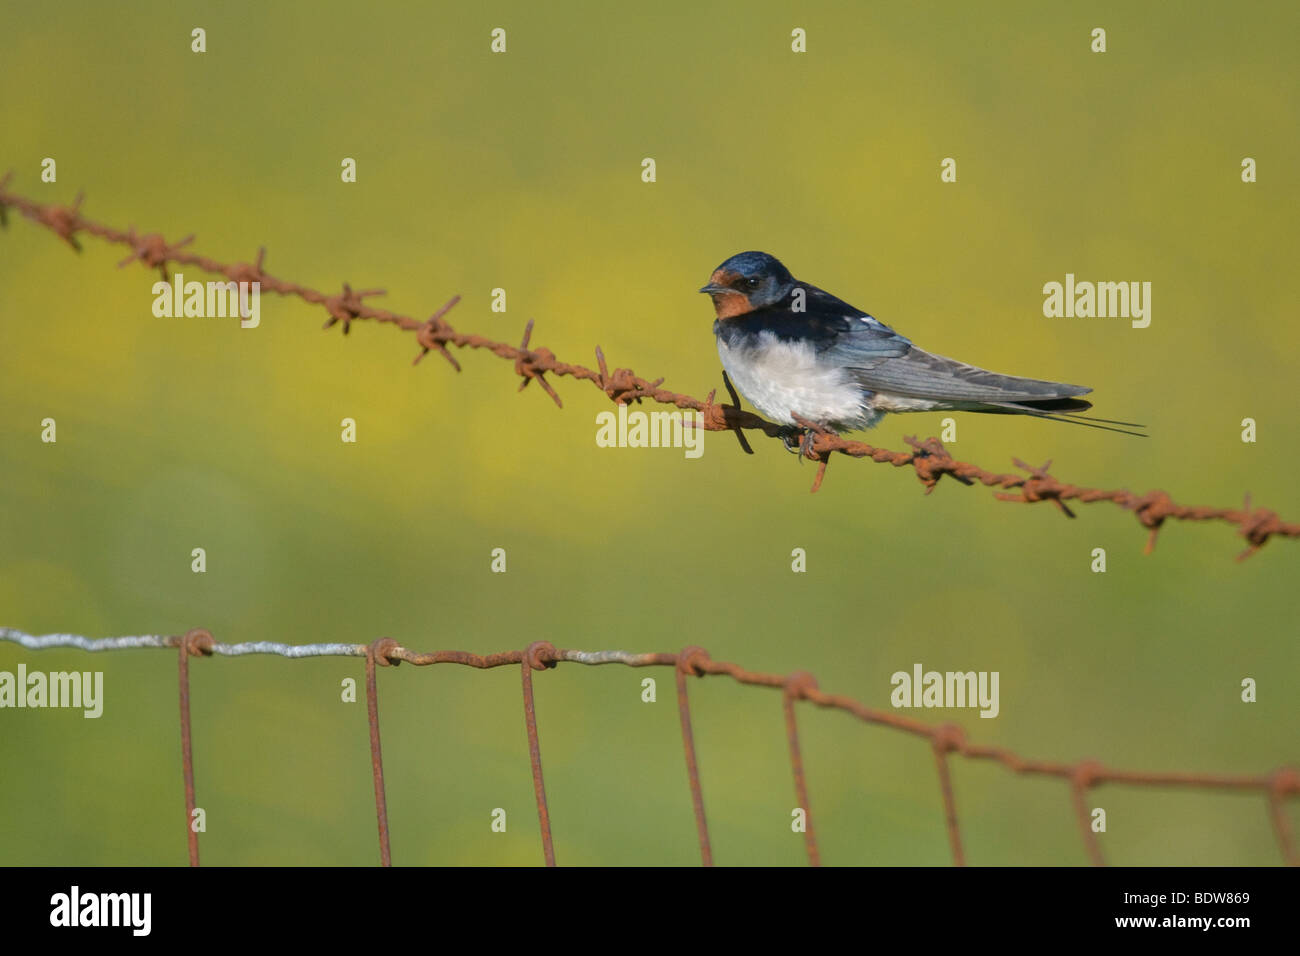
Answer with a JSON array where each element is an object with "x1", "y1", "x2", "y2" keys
[{"x1": 699, "y1": 251, "x2": 796, "y2": 318}]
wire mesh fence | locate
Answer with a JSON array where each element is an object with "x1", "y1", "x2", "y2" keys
[{"x1": 2, "y1": 627, "x2": 1296, "y2": 866}]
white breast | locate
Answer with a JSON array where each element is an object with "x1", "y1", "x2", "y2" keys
[{"x1": 717, "y1": 331, "x2": 874, "y2": 430}]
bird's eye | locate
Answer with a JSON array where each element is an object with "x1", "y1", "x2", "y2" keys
[{"x1": 746, "y1": 276, "x2": 762, "y2": 289}]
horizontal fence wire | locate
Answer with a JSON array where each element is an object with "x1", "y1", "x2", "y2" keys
[
  {"x1": 3, "y1": 627, "x2": 1297, "y2": 867},
  {"x1": 2, "y1": 179, "x2": 1298, "y2": 558}
]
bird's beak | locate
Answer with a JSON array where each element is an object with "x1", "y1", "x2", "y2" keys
[{"x1": 701, "y1": 268, "x2": 742, "y2": 296}]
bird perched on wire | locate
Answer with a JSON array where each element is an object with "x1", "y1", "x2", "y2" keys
[{"x1": 700, "y1": 251, "x2": 1143, "y2": 454}]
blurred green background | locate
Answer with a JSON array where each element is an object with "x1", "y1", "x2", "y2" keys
[{"x1": 1, "y1": 1, "x2": 1297, "y2": 866}]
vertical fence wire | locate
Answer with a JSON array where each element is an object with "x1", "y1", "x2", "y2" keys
[
  {"x1": 365, "y1": 638, "x2": 395, "y2": 867},
  {"x1": 783, "y1": 673, "x2": 820, "y2": 866},
  {"x1": 521, "y1": 642, "x2": 557, "y2": 867},
  {"x1": 1071, "y1": 763, "x2": 1106, "y2": 867},
  {"x1": 676, "y1": 647, "x2": 713, "y2": 866},
  {"x1": 1267, "y1": 770, "x2": 1300, "y2": 867},
  {"x1": 931, "y1": 725, "x2": 965, "y2": 867},
  {"x1": 176, "y1": 629, "x2": 210, "y2": 867}
]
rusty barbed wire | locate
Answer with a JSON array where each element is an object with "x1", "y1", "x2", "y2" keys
[
  {"x1": 2, "y1": 181, "x2": 1298, "y2": 558},
  {"x1": 2, "y1": 627, "x2": 1296, "y2": 867}
]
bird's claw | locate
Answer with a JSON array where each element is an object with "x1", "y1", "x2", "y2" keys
[{"x1": 780, "y1": 425, "x2": 820, "y2": 462}]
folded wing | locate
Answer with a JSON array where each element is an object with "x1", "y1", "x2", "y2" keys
[{"x1": 844, "y1": 345, "x2": 1092, "y2": 405}]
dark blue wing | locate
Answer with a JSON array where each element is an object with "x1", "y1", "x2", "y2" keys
[{"x1": 720, "y1": 283, "x2": 914, "y2": 367}]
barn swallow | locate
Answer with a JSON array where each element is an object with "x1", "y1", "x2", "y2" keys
[{"x1": 700, "y1": 251, "x2": 1144, "y2": 451}]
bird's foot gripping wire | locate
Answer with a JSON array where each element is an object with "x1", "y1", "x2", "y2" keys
[
  {"x1": 780, "y1": 424, "x2": 818, "y2": 460},
  {"x1": 787, "y1": 415, "x2": 836, "y2": 492},
  {"x1": 784, "y1": 414, "x2": 835, "y2": 463}
]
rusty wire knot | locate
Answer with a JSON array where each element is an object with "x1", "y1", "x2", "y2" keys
[
  {"x1": 117, "y1": 228, "x2": 194, "y2": 280},
  {"x1": 1010, "y1": 457, "x2": 1076, "y2": 518},
  {"x1": 931, "y1": 723, "x2": 967, "y2": 755},
  {"x1": 513, "y1": 320, "x2": 562, "y2": 407},
  {"x1": 783, "y1": 670, "x2": 819, "y2": 700},
  {"x1": 1130, "y1": 490, "x2": 1172, "y2": 529},
  {"x1": 1129, "y1": 490, "x2": 1174, "y2": 553},
  {"x1": 227, "y1": 247, "x2": 267, "y2": 287},
  {"x1": 368, "y1": 637, "x2": 401, "y2": 667},
  {"x1": 905, "y1": 435, "x2": 967, "y2": 493},
  {"x1": 322, "y1": 282, "x2": 385, "y2": 334},
  {"x1": 677, "y1": 645, "x2": 711, "y2": 677},
  {"x1": 1071, "y1": 759, "x2": 1104, "y2": 791},
  {"x1": 43, "y1": 194, "x2": 86, "y2": 251},
  {"x1": 1238, "y1": 501, "x2": 1279, "y2": 555},
  {"x1": 592, "y1": 346, "x2": 665, "y2": 405},
  {"x1": 412, "y1": 295, "x2": 462, "y2": 369},
  {"x1": 180, "y1": 627, "x2": 214, "y2": 657},
  {"x1": 593, "y1": 347, "x2": 635, "y2": 404},
  {"x1": 711, "y1": 400, "x2": 746, "y2": 431},
  {"x1": 606, "y1": 369, "x2": 649, "y2": 403},
  {"x1": 524, "y1": 640, "x2": 558, "y2": 671},
  {"x1": 1271, "y1": 768, "x2": 1300, "y2": 796},
  {"x1": 414, "y1": 320, "x2": 460, "y2": 370}
]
